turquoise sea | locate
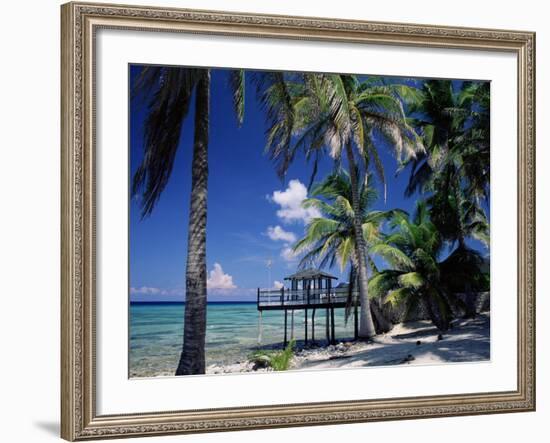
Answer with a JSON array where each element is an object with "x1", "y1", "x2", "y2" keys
[{"x1": 130, "y1": 302, "x2": 356, "y2": 377}]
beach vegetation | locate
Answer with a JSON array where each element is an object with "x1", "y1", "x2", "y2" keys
[
  {"x1": 249, "y1": 339, "x2": 296, "y2": 371},
  {"x1": 403, "y1": 80, "x2": 490, "y2": 249},
  {"x1": 368, "y1": 202, "x2": 487, "y2": 331}
]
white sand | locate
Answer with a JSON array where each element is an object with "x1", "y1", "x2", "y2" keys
[
  {"x1": 206, "y1": 313, "x2": 490, "y2": 374},
  {"x1": 292, "y1": 312, "x2": 490, "y2": 370}
]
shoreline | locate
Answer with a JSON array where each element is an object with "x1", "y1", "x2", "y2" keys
[
  {"x1": 129, "y1": 313, "x2": 489, "y2": 377},
  {"x1": 205, "y1": 312, "x2": 490, "y2": 375}
]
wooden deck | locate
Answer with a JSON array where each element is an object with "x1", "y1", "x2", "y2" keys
[
  {"x1": 256, "y1": 288, "x2": 360, "y2": 346},
  {"x1": 257, "y1": 288, "x2": 359, "y2": 310}
]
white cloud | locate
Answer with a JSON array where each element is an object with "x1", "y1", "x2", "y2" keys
[
  {"x1": 266, "y1": 225, "x2": 297, "y2": 243},
  {"x1": 130, "y1": 286, "x2": 185, "y2": 296},
  {"x1": 130, "y1": 286, "x2": 163, "y2": 295},
  {"x1": 273, "y1": 280, "x2": 284, "y2": 289},
  {"x1": 281, "y1": 245, "x2": 299, "y2": 262},
  {"x1": 207, "y1": 263, "x2": 236, "y2": 290},
  {"x1": 270, "y1": 179, "x2": 321, "y2": 224}
]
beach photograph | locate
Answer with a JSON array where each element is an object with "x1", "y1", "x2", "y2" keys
[{"x1": 129, "y1": 66, "x2": 490, "y2": 378}]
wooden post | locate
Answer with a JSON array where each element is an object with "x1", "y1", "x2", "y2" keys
[
  {"x1": 305, "y1": 308, "x2": 308, "y2": 345},
  {"x1": 326, "y1": 308, "x2": 330, "y2": 342},
  {"x1": 284, "y1": 309, "x2": 288, "y2": 347},
  {"x1": 257, "y1": 310, "x2": 263, "y2": 344},
  {"x1": 312, "y1": 308, "x2": 316, "y2": 343},
  {"x1": 291, "y1": 310, "x2": 295, "y2": 339},
  {"x1": 257, "y1": 287, "x2": 260, "y2": 306},
  {"x1": 281, "y1": 286, "x2": 284, "y2": 305},
  {"x1": 330, "y1": 307, "x2": 336, "y2": 345}
]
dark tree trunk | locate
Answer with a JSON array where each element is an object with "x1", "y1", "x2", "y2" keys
[
  {"x1": 370, "y1": 297, "x2": 393, "y2": 334},
  {"x1": 345, "y1": 143, "x2": 376, "y2": 338},
  {"x1": 176, "y1": 71, "x2": 210, "y2": 375},
  {"x1": 422, "y1": 291, "x2": 451, "y2": 332}
]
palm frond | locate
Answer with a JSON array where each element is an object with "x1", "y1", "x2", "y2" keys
[
  {"x1": 254, "y1": 72, "x2": 296, "y2": 178},
  {"x1": 132, "y1": 67, "x2": 201, "y2": 217},
  {"x1": 229, "y1": 69, "x2": 245, "y2": 126},
  {"x1": 397, "y1": 272, "x2": 425, "y2": 289},
  {"x1": 385, "y1": 287, "x2": 413, "y2": 307},
  {"x1": 368, "y1": 271, "x2": 401, "y2": 299},
  {"x1": 370, "y1": 243, "x2": 414, "y2": 270}
]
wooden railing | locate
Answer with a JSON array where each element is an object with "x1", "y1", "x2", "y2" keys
[{"x1": 257, "y1": 287, "x2": 358, "y2": 308}]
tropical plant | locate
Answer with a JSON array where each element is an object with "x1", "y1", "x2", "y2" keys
[
  {"x1": 258, "y1": 72, "x2": 424, "y2": 337},
  {"x1": 249, "y1": 339, "x2": 296, "y2": 371},
  {"x1": 293, "y1": 170, "x2": 402, "y2": 332},
  {"x1": 368, "y1": 202, "x2": 487, "y2": 331},
  {"x1": 454, "y1": 81, "x2": 490, "y2": 200},
  {"x1": 403, "y1": 80, "x2": 490, "y2": 248},
  {"x1": 131, "y1": 67, "x2": 245, "y2": 375},
  {"x1": 427, "y1": 176, "x2": 489, "y2": 248}
]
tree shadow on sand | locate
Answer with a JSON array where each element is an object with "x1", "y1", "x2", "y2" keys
[{"x1": 299, "y1": 313, "x2": 490, "y2": 369}]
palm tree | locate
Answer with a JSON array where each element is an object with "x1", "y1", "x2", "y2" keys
[
  {"x1": 368, "y1": 202, "x2": 487, "y2": 331},
  {"x1": 403, "y1": 80, "x2": 490, "y2": 248},
  {"x1": 258, "y1": 73, "x2": 423, "y2": 337},
  {"x1": 427, "y1": 175, "x2": 489, "y2": 248},
  {"x1": 293, "y1": 170, "x2": 402, "y2": 331},
  {"x1": 454, "y1": 81, "x2": 490, "y2": 201},
  {"x1": 131, "y1": 67, "x2": 245, "y2": 375}
]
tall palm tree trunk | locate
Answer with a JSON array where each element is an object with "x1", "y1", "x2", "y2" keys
[
  {"x1": 176, "y1": 72, "x2": 210, "y2": 375},
  {"x1": 345, "y1": 143, "x2": 376, "y2": 338}
]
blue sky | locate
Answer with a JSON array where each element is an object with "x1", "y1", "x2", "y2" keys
[{"x1": 129, "y1": 66, "x2": 488, "y2": 302}]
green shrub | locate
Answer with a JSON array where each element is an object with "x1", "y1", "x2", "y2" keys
[{"x1": 249, "y1": 339, "x2": 296, "y2": 371}]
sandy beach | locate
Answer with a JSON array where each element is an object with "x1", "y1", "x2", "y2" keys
[{"x1": 206, "y1": 313, "x2": 490, "y2": 375}]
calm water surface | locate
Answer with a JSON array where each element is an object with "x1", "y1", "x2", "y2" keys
[{"x1": 129, "y1": 302, "x2": 356, "y2": 377}]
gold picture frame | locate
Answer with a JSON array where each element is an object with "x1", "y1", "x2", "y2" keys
[{"x1": 61, "y1": 2, "x2": 536, "y2": 440}]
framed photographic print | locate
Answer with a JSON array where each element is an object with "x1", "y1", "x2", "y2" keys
[{"x1": 61, "y1": 1, "x2": 536, "y2": 440}]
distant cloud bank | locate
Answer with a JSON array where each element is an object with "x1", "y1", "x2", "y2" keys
[{"x1": 130, "y1": 286, "x2": 184, "y2": 296}]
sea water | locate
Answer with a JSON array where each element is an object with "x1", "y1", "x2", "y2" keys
[{"x1": 129, "y1": 302, "x2": 356, "y2": 377}]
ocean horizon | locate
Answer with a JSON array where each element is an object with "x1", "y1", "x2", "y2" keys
[
  {"x1": 130, "y1": 301, "x2": 257, "y2": 304},
  {"x1": 129, "y1": 300, "x2": 356, "y2": 377}
]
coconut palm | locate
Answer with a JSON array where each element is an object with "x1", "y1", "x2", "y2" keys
[
  {"x1": 131, "y1": 67, "x2": 245, "y2": 375},
  {"x1": 454, "y1": 81, "x2": 490, "y2": 201},
  {"x1": 427, "y1": 174, "x2": 489, "y2": 248},
  {"x1": 368, "y1": 202, "x2": 487, "y2": 331},
  {"x1": 259, "y1": 73, "x2": 424, "y2": 337},
  {"x1": 293, "y1": 170, "x2": 404, "y2": 331},
  {"x1": 403, "y1": 80, "x2": 490, "y2": 247}
]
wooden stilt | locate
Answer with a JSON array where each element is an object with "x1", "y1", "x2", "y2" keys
[
  {"x1": 326, "y1": 308, "x2": 330, "y2": 343},
  {"x1": 291, "y1": 310, "x2": 295, "y2": 340},
  {"x1": 284, "y1": 309, "x2": 288, "y2": 347},
  {"x1": 330, "y1": 307, "x2": 336, "y2": 345},
  {"x1": 305, "y1": 308, "x2": 308, "y2": 345},
  {"x1": 258, "y1": 310, "x2": 263, "y2": 344},
  {"x1": 312, "y1": 308, "x2": 316, "y2": 343}
]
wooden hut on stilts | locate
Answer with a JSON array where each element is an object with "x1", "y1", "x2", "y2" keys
[{"x1": 256, "y1": 269, "x2": 359, "y2": 347}]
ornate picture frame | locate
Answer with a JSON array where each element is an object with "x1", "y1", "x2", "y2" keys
[{"x1": 61, "y1": 2, "x2": 536, "y2": 440}]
